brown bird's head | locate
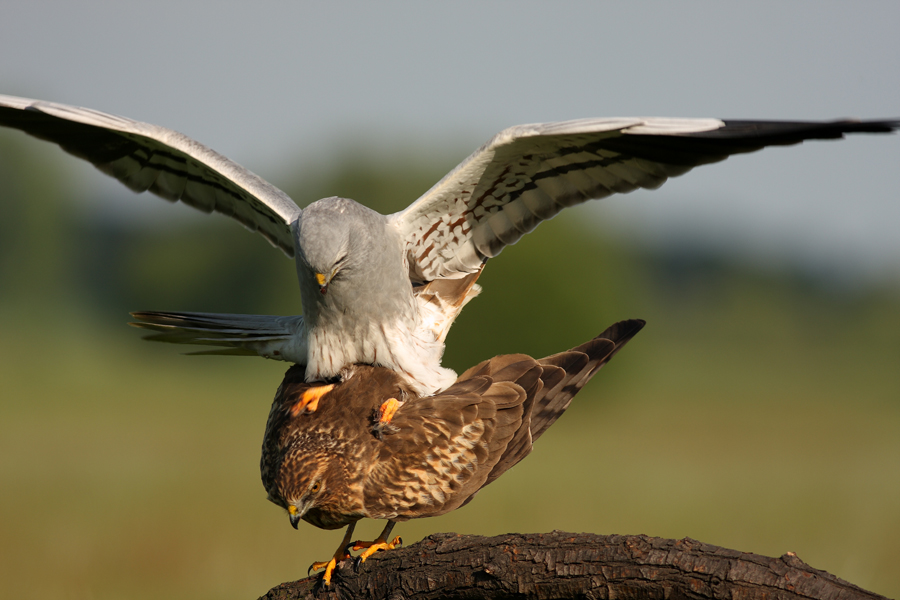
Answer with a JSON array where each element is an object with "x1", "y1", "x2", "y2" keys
[
  {"x1": 265, "y1": 430, "x2": 372, "y2": 531},
  {"x1": 273, "y1": 456, "x2": 329, "y2": 530},
  {"x1": 267, "y1": 443, "x2": 366, "y2": 531},
  {"x1": 261, "y1": 364, "x2": 394, "y2": 531}
]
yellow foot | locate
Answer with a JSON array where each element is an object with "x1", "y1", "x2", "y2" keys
[
  {"x1": 308, "y1": 557, "x2": 338, "y2": 586},
  {"x1": 308, "y1": 549, "x2": 349, "y2": 586},
  {"x1": 352, "y1": 535, "x2": 403, "y2": 564},
  {"x1": 291, "y1": 384, "x2": 335, "y2": 416},
  {"x1": 378, "y1": 398, "x2": 400, "y2": 425}
]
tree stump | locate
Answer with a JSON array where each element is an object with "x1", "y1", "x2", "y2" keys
[{"x1": 259, "y1": 531, "x2": 888, "y2": 600}]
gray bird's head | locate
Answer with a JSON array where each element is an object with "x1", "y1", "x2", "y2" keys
[{"x1": 294, "y1": 197, "x2": 383, "y2": 296}]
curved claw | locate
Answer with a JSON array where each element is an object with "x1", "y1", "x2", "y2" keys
[
  {"x1": 308, "y1": 561, "x2": 323, "y2": 577},
  {"x1": 353, "y1": 537, "x2": 402, "y2": 570},
  {"x1": 306, "y1": 523, "x2": 358, "y2": 586},
  {"x1": 308, "y1": 549, "x2": 354, "y2": 586},
  {"x1": 308, "y1": 557, "x2": 333, "y2": 576},
  {"x1": 353, "y1": 535, "x2": 403, "y2": 565},
  {"x1": 307, "y1": 557, "x2": 340, "y2": 586}
]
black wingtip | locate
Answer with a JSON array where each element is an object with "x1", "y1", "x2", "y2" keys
[
  {"x1": 595, "y1": 318, "x2": 646, "y2": 346},
  {"x1": 711, "y1": 119, "x2": 900, "y2": 139}
]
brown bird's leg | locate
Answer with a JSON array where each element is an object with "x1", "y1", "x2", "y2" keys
[
  {"x1": 378, "y1": 398, "x2": 400, "y2": 423},
  {"x1": 290, "y1": 384, "x2": 335, "y2": 415},
  {"x1": 308, "y1": 521, "x2": 356, "y2": 586},
  {"x1": 372, "y1": 398, "x2": 402, "y2": 439},
  {"x1": 351, "y1": 520, "x2": 402, "y2": 566}
]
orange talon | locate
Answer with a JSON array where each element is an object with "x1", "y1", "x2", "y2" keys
[
  {"x1": 352, "y1": 535, "x2": 403, "y2": 564},
  {"x1": 378, "y1": 398, "x2": 400, "y2": 425},
  {"x1": 308, "y1": 523, "x2": 356, "y2": 586},
  {"x1": 308, "y1": 552, "x2": 348, "y2": 586},
  {"x1": 291, "y1": 384, "x2": 334, "y2": 415},
  {"x1": 311, "y1": 557, "x2": 339, "y2": 585}
]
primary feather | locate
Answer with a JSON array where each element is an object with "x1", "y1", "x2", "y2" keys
[{"x1": 1, "y1": 94, "x2": 895, "y2": 394}]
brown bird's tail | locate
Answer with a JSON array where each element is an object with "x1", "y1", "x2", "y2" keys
[
  {"x1": 531, "y1": 318, "x2": 645, "y2": 442},
  {"x1": 460, "y1": 318, "x2": 645, "y2": 498}
]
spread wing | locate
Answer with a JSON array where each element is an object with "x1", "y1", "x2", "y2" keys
[
  {"x1": 390, "y1": 117, "x2": 899, "y2": 283},
  {"x1": 0, "y1": 94, "x2": 300, "y2": 256}
]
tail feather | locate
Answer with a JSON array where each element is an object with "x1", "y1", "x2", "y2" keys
[
  {"x1": 470, "y1": 318, "x2": 645, "y2": 494},
  {"x1": 183, "y1": 347, "x2": 260, "y2": 357},
  {"x1": 129, "y1": 311, "x2": 307, "y2": 362},
  {"x1": 530, "y1": 319, "x2": 645, "y2": 441}
]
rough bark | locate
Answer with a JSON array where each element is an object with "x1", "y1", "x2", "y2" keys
[{"x1": 259, "y1": 531, "x2": 888, "y2": 600}]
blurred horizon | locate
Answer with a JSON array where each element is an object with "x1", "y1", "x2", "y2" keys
[
  {"x1": 2, "y1": 127, "x2": 899, "y2": 599},
  {"x1": 1, "y1": 3, "x2": 898, "y2": 599},
  {"x1": 2, "y1": 2, "x2": 899, "y2": 283}
]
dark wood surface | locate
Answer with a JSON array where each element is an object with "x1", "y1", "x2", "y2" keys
[{"x1": 259, "y1": 531, "x2": 889, "y2": 600}]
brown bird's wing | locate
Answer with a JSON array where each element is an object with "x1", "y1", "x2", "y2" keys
[
  {"x1": 368, "y1": 319, "x2": 644, "y2": 519},
  {"x1": 530, "y1": 318, "x2": 645, "y2": 442},
  {"x1": 365, "y1": 369, "x2": 537, "y2": 520},
  {"x1": 260, "y1": 364, "x2": 325, "y2": 502},
  {"x1": 461, "y1": 319, "x2": 644, "y2": 501}
]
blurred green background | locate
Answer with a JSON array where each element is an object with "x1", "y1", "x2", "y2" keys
[{"x1": 1, "y1": 127, "x2": 898, "y2": 600}]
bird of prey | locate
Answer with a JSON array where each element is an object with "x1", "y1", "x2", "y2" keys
[
  {"x1": 0, "y1": 94, "x2": 896, "y2": 394},
  {"x1": 261, "y1": 318, "x2": 644, "y2": 585}
]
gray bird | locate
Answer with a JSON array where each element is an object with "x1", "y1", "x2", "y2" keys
[{"x1": 0, "y1": 94, "x2": 896, "y2": 394}]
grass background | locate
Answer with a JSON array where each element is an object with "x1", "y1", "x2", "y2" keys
[{"x1": 1, "y1": 133, "x2": 898, "y2": 599}]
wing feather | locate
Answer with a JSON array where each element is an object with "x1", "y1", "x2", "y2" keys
[
  {"x1": 0, "y1": 94, "x2": 300, "y2": 256},
  {"x1": 391, "y1": 117, "x2": 898, "y2": 283}
]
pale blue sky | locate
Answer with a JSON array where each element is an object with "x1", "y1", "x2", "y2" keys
[{"x1": 2, "y1": 1, "x2": 898, "y2": 282}]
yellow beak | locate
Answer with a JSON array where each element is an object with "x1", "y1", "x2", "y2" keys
[
  {"x1": 288, "y1": 504, "x2": 302, "y2": 529},
  {"x1": 315, "y1": 272, "x2": 328, "y2": 295}
]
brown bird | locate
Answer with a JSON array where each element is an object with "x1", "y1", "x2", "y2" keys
[{"x1": 260, "y1": 318, "x2": 644, "y2": 585}]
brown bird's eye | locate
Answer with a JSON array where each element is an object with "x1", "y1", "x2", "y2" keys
[{"x1": 310, "y1": 482, "x2": 321, "y2": 493}]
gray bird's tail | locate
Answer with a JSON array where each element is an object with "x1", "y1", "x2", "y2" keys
[{"x1": 129, "y1": 311, "x2": 307, "y2": 362}]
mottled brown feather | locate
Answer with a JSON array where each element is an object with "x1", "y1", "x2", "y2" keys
[{"x1": 260, "y1": 319, "x2": 645, "y2": 531}]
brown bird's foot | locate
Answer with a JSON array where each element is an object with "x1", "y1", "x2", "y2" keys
[
  {"x1": 308, "y1": 552, "x2": 350, "y2": 586},
  {"x1": 352, "y1": 535, "x2": 402, "y2": 566},
  {"x1": 351, "y1": 520, "x2": 402, "y2": 570},
  {"x1": 372, "y1": 398, "x2": 402, "y2": 439},
  {"x1": 378, "y1": 398, "x2": 400, "y2": 424},
  {"x1": 290, "y1": 384, "x2": 334, "y2": 415},
  {"x1": 308, "y1": 522, "x2": 356, "y2": 586}
]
